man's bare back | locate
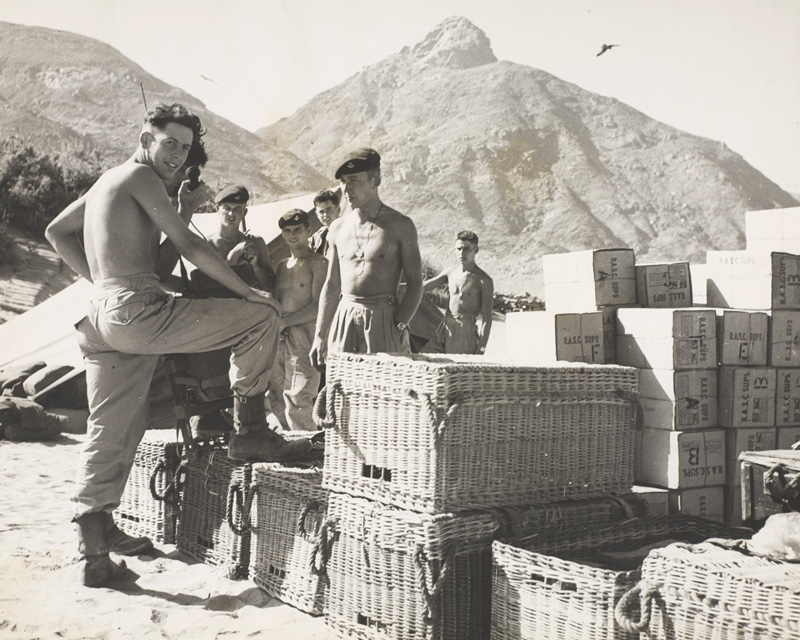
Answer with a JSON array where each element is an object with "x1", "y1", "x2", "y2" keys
[{"x1": 83, "y1": 162, "x2": 171, "y2": 281}]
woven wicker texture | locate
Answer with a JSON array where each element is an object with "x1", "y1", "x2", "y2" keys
[
  {"x1": 178, "y1": 448, "x2": 251, "y2": 579},
  {"x1": 320, "y1": 353, "x2": 639, "y2": 513},
  {"x1": 626, "y1": 541, "x2": 800, "y2": 640},
  {"x1": 249, "y1": 462, "x2": 329, "y2": 615},
  {"x1": 491, "y1": 515, "x2": 753, "y2": 640},
  {"x1": 118, "y1": 429, "x2": 184, "y2": 544},
  {"x1": 490, "y1": 493, "x2": 646, "y2": 544},
  {"x1": 323, "y1": 492, "x2": 497, "y2": 640}
]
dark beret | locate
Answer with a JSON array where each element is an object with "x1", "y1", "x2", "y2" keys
[
  {"x1": 214, "y1": 185, "x2": 249, "y2": 205},
  {"x1": 334, "y1": 147, "x2": 381, "y2": 180},
  {"x1": 279, "y1": 209, "x2": 309, "y2": 229}
]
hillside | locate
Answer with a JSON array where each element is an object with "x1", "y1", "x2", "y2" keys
[
  {"x1": 0, "y1": 21, "x2": 328, "y2": 201},
  {"x1": 259, "y1": 16, "x2": 798, "y2": 295}
]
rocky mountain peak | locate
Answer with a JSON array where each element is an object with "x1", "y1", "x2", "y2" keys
[{"x1": 409, "y1": 16, "x2": 497, "y2": 69}]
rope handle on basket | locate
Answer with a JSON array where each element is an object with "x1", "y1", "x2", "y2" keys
[
  {"x1": 309, "y1": 517, "x2": 337, "y2": 577},
  {"x1": 614, "y1": 581, "x2": 659, "y2": 634},
  {"x1": 297, "y1": 500, "x2": 322, "y2": 538},
  {"x1": 411, "y1": 391, "x2": 459, "y2": 443},
  {"x1": 226, "y1": 483, "x2": 257, "y2": 536},
  {"x1": 413, "y1": 544, "x2": 456, "y2": 626},
  {"x1": 312, "y1": 383, "x2": 340, "y2": 429},
  {"x1": 765, "y1": 463, "x2": 800, "y2": 511},
  {"x1": 149, "y1": 458, "x2": 187, "y2": 504}
]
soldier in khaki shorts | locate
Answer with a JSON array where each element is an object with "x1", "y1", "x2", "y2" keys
[
  {"x1": 46, "y1": 103, "x2": 311, "y2": 588},
  {"x1": 310, "y1": 148, "x2": 423, "y2": 366}
]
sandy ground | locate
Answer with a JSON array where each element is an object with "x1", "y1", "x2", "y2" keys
[{"x1": 0, "y1": 435, "x2": 337, "y2": 640}]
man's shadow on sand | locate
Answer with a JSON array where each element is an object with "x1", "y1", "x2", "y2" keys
[{"x1": 100, "y1": 547, "x2": 285, "y2": 611}]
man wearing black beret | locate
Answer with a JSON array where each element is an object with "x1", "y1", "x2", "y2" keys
[
  {"x1": 206, "y1": 185, "x2": 275, "y2": 291},
  {"x1": 310, "y1": 148, "x2": 423, "y2": 367}
]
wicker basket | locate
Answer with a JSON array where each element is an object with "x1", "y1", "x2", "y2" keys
[
  {"x1": 491, "y1": 515, "x2": 753, "y2": 640},
  {"x1": 318, "y1": 353, "x2": 639, "y2": 513},
  {"x1": 323, "y1": 492, "x2": 497, "y2": 640},
  {"x1": 177, "y1": 448, "x2": 251, "y2": 579},
  {"x1": 117, "y1": 429, "x2": 184, "y2": 545},
  {"x1": 249, "y1": 462, "x2": 329, "y2": 615},
  {"x1": 616, "y1": 540, "x2": 800, "y2": 640}
]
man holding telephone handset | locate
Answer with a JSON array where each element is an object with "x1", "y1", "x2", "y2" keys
[{"x1": 46, "y1": 103, "x2": 312, "y2": 588}]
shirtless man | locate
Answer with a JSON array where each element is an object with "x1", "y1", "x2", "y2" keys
[
  {"x1": 45, "y1": 103, "x2": 310, "y2": 588},
  {"x1": 310, "y1": 148, "x2": 423, "y2": 367},
  {"x1": 423, "y1": 230, "x2": 494, "y2": 354},
  {"x1": 309, "y1": 188, "x2": 341, "y2": 257},
  {"x1": 268, "y1": 209, "x2": 327, "y2": 430},
  {"x1": 206, "y1": 185, "x2": 275, "y2": 291}
]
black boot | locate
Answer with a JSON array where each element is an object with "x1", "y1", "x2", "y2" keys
[
  {"x1": 227, "y1": 394, "x2": 312, "y2": 462},
  {"x1": 189, "y1": 409, "x2": 233, "y2": 438},
  {"x1": 76, "y1": 512, "x2": 128, "y2": 588},
  {"x1": 104, "y1": 512, "x2": 154, "y2": 556}
]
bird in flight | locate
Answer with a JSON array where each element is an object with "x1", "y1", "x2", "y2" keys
[{"x1": 596, "y1": 44, "x2": 620, "y2": 56}]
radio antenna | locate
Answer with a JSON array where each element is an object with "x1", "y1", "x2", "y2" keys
[{"x1": 139, "y1": 82, "x2": 148, "y2": 111}]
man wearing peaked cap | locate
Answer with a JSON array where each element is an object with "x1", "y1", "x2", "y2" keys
[
  {"x1": 334, "y1": 147, "x2": 381, "y2": 180},
  {"x1": 207, "y1": 184, "x2": 275, "y2": 291},
  {"x1": 310, "y1": 147, "x2": 423, "y2": 369}
]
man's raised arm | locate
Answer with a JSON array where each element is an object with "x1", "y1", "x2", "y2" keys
[{"x1": 131, "y1": 166, "x2": 277, "y2": 309}]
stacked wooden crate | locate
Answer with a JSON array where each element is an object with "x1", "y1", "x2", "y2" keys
[
  {"x1": 317, "y1": 351, "x2": 642, "y2": 640},
  {"x1": 617, "y1": 306, "x2": 728, "y2": 521},
  {"x1": 506, "y1": 248, "x2": 639, "y2": 365}
]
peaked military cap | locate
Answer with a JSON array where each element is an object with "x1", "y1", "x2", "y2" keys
[
  {"x1": 214, "y1": 184, "x2": 249, "y2": 205},
  {"x1": 278, "y1": 208, "x2": 309, "y2": 229},
  {"x1": 334, "y1": 147, "x2": 381, "y2": 179}
]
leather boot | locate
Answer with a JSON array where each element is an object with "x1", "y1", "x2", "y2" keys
[
  {"x1": 104, "y1": 512, "x2": 154, "y2": 556},
  {"x1": 227, "y1": 394, "x2": 312, "y2": 462},
  {"x1": 189, "y1": 409, "x2": 233, "y2": 438},
  {"x1": 76, "y1": 512, "x2": 128, "y2": 588}
]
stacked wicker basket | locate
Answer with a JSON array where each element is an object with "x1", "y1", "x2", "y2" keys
[{"x1": 313, "y1": 351, "x2": 648, "y2": 640}]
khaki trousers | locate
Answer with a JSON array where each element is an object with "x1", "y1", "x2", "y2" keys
[{"x1": 73, "y1": 273, "x2": 279, "y2": 516}]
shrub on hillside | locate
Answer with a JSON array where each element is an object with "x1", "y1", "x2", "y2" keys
[{"x1": 0, "y1": 137, "x2": 104, "y2": 240}]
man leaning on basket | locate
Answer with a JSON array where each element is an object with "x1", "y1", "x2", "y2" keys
[
  {"x1": 45, "y1": 103, "x2": 313, "y2": 588},
  {"x1": 310, "y1": 148, "x2": 423, "y2": 367}
]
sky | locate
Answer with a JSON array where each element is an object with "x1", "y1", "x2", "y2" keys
[{"x1": 0, "y1": 0, "x2": 798, "y2": 193}]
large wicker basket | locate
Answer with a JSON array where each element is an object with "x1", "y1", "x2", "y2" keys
[
  {"x1": 616, "y1": 540, "x2": 800, "y2": 640},
  {"x1": 491, "y1": 515, "x2": 753, "y2": 640},
  {"x1": 117, "y1": 429, "x2": 184, "y2": 545},
  {"x1": 177, "y1": 448, "x2": 251, "y2": 579},
  {"x1": 323, "y1": 492, "x2": 497, "y2": 640},
  {"x1": 249, "y1": 462, "x2": 329, "y2": 615},
  {"x1": 318, "y1": 353, "x2": 639, "y2": 513}
]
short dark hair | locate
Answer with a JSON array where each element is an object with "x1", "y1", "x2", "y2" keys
[
  {"x1": 185, "y1": 137, "x2": 208, "y2": 168},
  {"x1": 144, "y1": 103, "x2": 206, "y2": 149},
  {"x1": 457, "y1": 230, "x2": 479, "y2": 245},
  {"x1": 313, "y1": 189, "x2": 340, "y2": 207}
]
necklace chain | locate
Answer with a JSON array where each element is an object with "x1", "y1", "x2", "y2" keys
[{"x1": 353, "y1": 204, "x2": 383, "y2": 275}]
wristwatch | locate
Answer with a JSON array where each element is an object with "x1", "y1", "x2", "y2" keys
[{"x1": 396, "y1": 321, "x2": 408, "y2": 332}]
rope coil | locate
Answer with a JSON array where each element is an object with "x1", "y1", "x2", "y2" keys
[
  {"x1": 614, "y1": 581, "x2": 659, "y2": 634},
  {"x1": 226, "y1": 483, "x2": 257, "y2": 536}
]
